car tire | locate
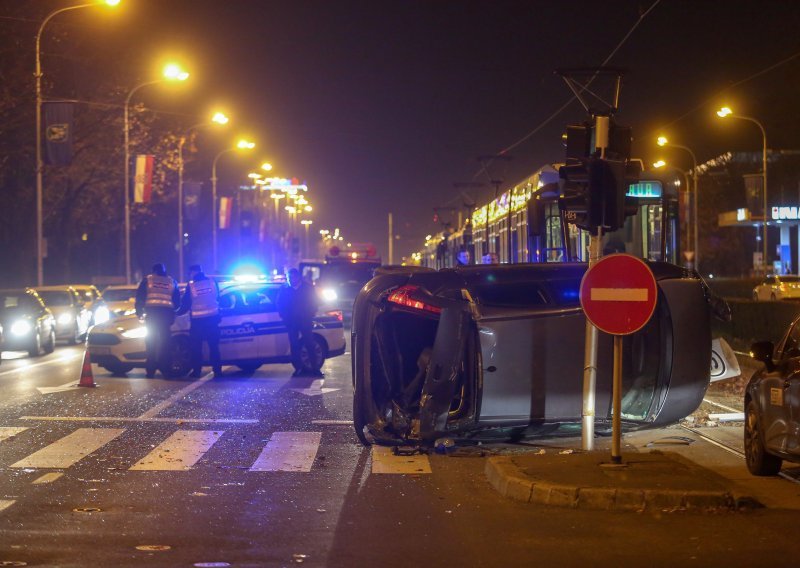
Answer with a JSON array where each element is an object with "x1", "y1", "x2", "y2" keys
[
  {"x1": 744, "y1": 399, "x2": 782, "y2": 476},
  {"x1": 28, "y1": 331, "x2": 42, "y2": 357},
  {"x1": 43, "y1": 328, "x2": 56, "y2": 354},
  {"x1": 67, "y1": 324, "x2": 80, "y2": 345},
  {"x1": 102, "y1": 363, "x2": 134, "y2": 376},
  {"x1": 237, "y1": 362, "x2": 262, "y2": 373},
  {"x1": 297, "y1": 335, "x2": 326, "y2": 373},
  {"x1": 161, "y1": 335, "x2": 192, "y2": 378}
]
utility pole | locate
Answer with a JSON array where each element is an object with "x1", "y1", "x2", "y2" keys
[{"x1": 388, "y1": 212, "x2": 393, "y2": 265}]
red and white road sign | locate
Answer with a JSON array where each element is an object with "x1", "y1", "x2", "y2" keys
[{"x1": 580, "y1": 253, "x2": 658, "y2": 335}]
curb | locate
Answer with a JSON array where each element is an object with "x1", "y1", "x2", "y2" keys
[{"x1": 485, "y1": 456, "x2": 736, "y2": 512}]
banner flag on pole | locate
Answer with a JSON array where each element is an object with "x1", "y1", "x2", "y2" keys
[
  {"x1": 219, "y1": 197, "x2": 232, "y2": 229},
  {"x1": 44, "y1": 102, "x2": 74, "y2": 166},
  {"x1": 184, "y1": 182, "x2": 202, "y2": 221},
  {"x1": 133, "y1": 154, "x2": 154, "y2": 203}
]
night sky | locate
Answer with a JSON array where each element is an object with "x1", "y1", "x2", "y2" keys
[{"x1": 57, "y1": 0, "x2": 800, "y2": 260}]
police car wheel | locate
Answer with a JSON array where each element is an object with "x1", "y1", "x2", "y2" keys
[{"x1": 298, "y1": 336, "x2": 326, "y2": 372}]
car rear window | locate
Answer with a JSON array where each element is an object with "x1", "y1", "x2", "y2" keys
[{"x1": 38, "y1": 291, "x2": 72, "y2": 307}]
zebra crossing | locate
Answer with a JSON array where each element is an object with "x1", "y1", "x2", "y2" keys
[{"x1": 0, "y1": 426, "x2": 433, "y2": 476}]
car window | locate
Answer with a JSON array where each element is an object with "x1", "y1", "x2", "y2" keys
[
  {"x1": 102, "y1": 288, "x2": 137, "y2": 302},
  {"x1": 220, "y1": 286, "x2": 277, "y2": 315},
  {"x1": 783, "y1": 323, "x2": 800, "y2": 358},
  {"x1": 38, "y1": 290, "x2": 73, "y2": 307},
  {"x1": 765, "y1": 276, "x2": 775, "y2": 285}
]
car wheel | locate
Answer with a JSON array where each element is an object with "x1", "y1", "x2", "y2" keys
[
  {"x1": 43, "y1": 328, "x2": 56, "y2": 354},
  {"x1": 102, "y1": 363, "x2": 134, "y2": 376},
  {"x1": 237, "y1": 362, "x2": 262, "y2": 373},
  {"x1": 744, "y1": 400, "x2": 782, "y2": 476},
  {"x1": 28, "y1": 331, "x2": 42, "y2": 357},
  {"x1": 67, "y1": 324, "x2": 80, "y2": 345},
  {"x1": 298, "y1": 335, "x2": 326, "y2": 372},
  {"x1": 161, "y1": 335, "x2": 192, "y2": 378}
]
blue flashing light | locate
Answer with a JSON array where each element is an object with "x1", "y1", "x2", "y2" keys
[{"x1": 627, "y1": 181, "x2": 662, "y2": 198}]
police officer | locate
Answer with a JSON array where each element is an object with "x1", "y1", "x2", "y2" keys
[
  {"x1": 277, "y1": 267, "x2": 321, "y2": 377},
  {"x1": 177, "y1": 264, "x2": 222, "y2": 378},
  {"x1": 135, "y1": 263, "x2": 180, "y2": 378}
]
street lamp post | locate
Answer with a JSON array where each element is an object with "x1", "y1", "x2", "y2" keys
[
  {"x1": 211, "y1": 139, "x2": 255, "y2": 272},
  {"x1": 301, "y1": 219, "x2": 313, "y2": 258},
  {"x1": 34, "y1": 0, "x2": 120, "y2": 286},
  {"x1": 177, "y1": 112, "x2": 228, "y2": 281},
  {"x1": 717, "y1": 107, "x2": 769, "y2": 272},
  {"x1": 657, "y1": 137, "x2": 699, "y2": 269},
  {"x1": 124, "y1": 65, "x2": 189, "y2": 283}
]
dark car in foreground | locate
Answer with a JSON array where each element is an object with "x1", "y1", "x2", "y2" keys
[
  {"x1": 746, "y1": 323, "x2": 800, "y2": 475},
  {"x1": 351, "y1": 262, "x2": 714, "y2": 446},
  {"x1": 0, "y1": 288, "x2": 56, "y2": 357}
]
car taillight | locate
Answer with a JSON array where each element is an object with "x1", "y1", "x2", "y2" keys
[
  {"x1": 325, "y1": 310, "x2": 343, "y2": 322},
  {"x1": 387, "y1": 285, "x2": 442, "y2": 314}
]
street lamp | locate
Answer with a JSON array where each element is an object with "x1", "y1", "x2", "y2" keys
[
  {"x1": 717, "y1": 106, "x2": 769, "y2": 272},
  {"x1": 261, "y1": 162, "x2": 273, "y2": 172},
  {"x1": 657, "y1": 136, "x2": 699, "y2": 269},
  {"x1": 177, "y1": 111, "x2": 229, "y2": 281},
  {"x1": 652, "y1": 160, "x2": 666, "y2": 169},
  {"x1": 211, "y1": 138, "x2": 255, "y2": 271},
  {"x1": 300, "y1": 219, "x2": 313, "y2": 258},
  {"x1": 34, "y1": 0, "x2": 120, "y2": 286},
  {"x1": 123, "y1": 63, "x2": 189, "y2": 283}
]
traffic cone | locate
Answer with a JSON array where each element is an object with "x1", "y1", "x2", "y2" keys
[{"x1": 78, "y1": 349, "x2": 96, "y2": 388}]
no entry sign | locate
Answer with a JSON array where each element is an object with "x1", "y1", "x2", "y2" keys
[{"x1": 580, "y1": 253, "x2": 657, "y2": 335}]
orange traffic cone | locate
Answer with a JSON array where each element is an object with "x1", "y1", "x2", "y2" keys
[{"x1": 78, "y1": 349, "x2": 96, "y2": 388}]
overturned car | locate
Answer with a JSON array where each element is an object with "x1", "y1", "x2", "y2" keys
[{"x1": 352, "y1": 262, "x2": 714, "y2": 446}]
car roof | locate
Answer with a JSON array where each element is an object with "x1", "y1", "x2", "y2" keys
[
  {"x1": 104, "y1": 284, "x2": 138, "y2": 290},
  {"x1": 0, "y1": 287, "x2": 37, "y2": 295},
  {"x1": 35, "y1": 285, "x2": 77, "y2": 292}
]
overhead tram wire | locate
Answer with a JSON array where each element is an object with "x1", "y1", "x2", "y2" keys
[{"x1": 468, "y1": 0, "x2": 662, "y2": 182}]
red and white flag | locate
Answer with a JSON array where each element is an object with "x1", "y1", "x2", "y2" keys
[
  {"x1": 219, "y1": 197, "x2": 232, "y2": 229},
  {"x1": 133, "y1": 154, "x2": 154, "y2": 203}
]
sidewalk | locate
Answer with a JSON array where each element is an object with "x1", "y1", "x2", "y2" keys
[{"x1": 484, "y1": 426, "x2": 800, "y2": 511}]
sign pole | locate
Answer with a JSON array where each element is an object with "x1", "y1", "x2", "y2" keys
[
  {"x1": 581, "y1": 228, "x2": 602, "y2": 451},
  {"x1": 611, "y1": 334, "x2": 623, "y2": 464}
]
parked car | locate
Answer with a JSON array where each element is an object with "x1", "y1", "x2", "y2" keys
[
  {"x1": 351, "y1": 262, "x2": 716, "y2": 446},
  {"x1": 68, "y1": 284, "x2": 103, "y2": 322},
  {"x1": 745, "y1": 322, "x2": 800, "y2": 475},
  {"x1": 95, "y1": 284, "x2": 138, "y2": 324},
  {"x1": 35, "y1": 286, "x2": 92, "y2": 344},
  {"x1": 0, "y1": 288, "x2": 56, "y2": 357},
  {"x1": 87, "y1": 281, "x2": 346, "y2": 377},
  {"x1": 752, "y1": 275, "x2": 800, "y2": 301}
]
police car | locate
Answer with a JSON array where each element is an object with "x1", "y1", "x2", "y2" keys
[{"x1": 87, "y1": 281, "x2": 346, "y2": 377}]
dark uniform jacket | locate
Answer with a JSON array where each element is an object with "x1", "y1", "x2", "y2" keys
[{"x1": 276, "y1": 282, "x2": 318, "y2": 327}]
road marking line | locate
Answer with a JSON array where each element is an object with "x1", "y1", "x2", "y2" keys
[
  {"x1": 32, "y1": 472, "x2": 64, "y2": 484},
  {"x1": 137, "y1": 372, "x2": 215, "y2": 419},
  {"x1": 590, "y1": 288, "x2": 648, "y2": 302},
  {"x1": 0, "y1": 500, "x2": 15, "y2": 513},
  {"x1": 250, "y1": 431, "x2": 322, "y2": 472},
  {"x1": 703, "y1": 397, "x2": 742, "y2": 414},
  {"x1": 371, "y1": 446, "x2": 432, "y2": 475},
  {"x1": 0, "y1": 427, "x2": 28, "y2": 442},
  {"x1": 311, "y1": 420, "x2": 353, "y2": 426},
  {"x1": 130, "y1": 430, "x2": 223, "y2": 471},
  {"x1": 0, "y1": 353, "x2": 82, "y2": 378},
  {"x1": 20, "y1": 416, "x2": 257, "y2": 424},
  {"x1": 11, "y1": 428, "x2": 124, "y2": 469}
]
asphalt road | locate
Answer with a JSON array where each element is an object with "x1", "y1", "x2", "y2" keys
[{"x1": 2, "y1": 342, "x2": 800, "y2": 567}]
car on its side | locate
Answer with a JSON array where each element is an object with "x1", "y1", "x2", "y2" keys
[
  {"x1": 87, "y1": 281, "x2": 346, "y2": 377},
  {"x1": 745, "y1": 321, "x2": 800, "y2": 475},
  {"x1": 351, "y1": 262, "x2": 716, "y2": 446},
  {"x1": 752, "y1": 274, "x2": 800, "y2": 301},
  {"x1": 95, "y1": 284, "x2": 138, "y2": 324},
  {"x1": 0, "y1": 288, "x2": 56, "y2": 357},
  {"x1": 35, "y1": 286, "x2": 92, "y2": 344}
]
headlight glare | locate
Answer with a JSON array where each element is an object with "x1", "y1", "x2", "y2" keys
[
  {"x1": 321, "y1": 288, "x2": 338, "y2": 302},
  {"x1": 11, "y1": 320, "x2": 32, "y2": 336},
  {"x1": 94, "y1": 306, "x2": 110, "y2": 324},
  {"x1": 57, "y1": 313, "x2": 73, "y2": 325},
  {"x1": 121, "y1": 326, "x2": 148, "y2": 339}
]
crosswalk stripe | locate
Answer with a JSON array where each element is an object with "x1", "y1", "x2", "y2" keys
[
  {"x1": 250, "y1": 431, "x2": 322, "y2": 472},
  {"x1": 0, "y1": 427, "x2": 28, "y2": 442},
  {"x1": 10, "y1": 428, "x2": 124, "y2": 469},
  {"x1": 129, "y1": 430, "x2": 223, "y2": 471},
  {"x1": 0, "y1": 500, "x2": 15, "y2": 513},
  {"x1": 371, "y1": 446, "x2": 432, "y2": 474},
  {"x1": 32, "y1": 472, "x2": 64, "y2": 484}
]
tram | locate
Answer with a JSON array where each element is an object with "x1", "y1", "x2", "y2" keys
[{"x1": 413, "y1": 163, "x2": 680, "y2": 269}]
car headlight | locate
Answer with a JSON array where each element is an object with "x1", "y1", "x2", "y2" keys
[
  {"x1": 58, "y1": 313, "x2": 73, "y2": 325},
  {"x1": 123, "y1": 308, "x2": 137, "y2": 316},
  {"x1": 121, "y1": 326, "x2": 147, "y2": 339},
  {"x1": 94, "y1": 306, "x2": 110, "y2": 324},
  {"x1": 321, "y1": 288, "x2": 338, "y2": 302},
  {"x1": 11, "y1": 320, "x2": 32, "y2": 336}
]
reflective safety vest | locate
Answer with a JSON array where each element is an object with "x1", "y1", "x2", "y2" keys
[
  {"x1": 145, "y1": 274, "x2": 176, "y2": 308},
  {"x1": 189, "y1": 278, "x2": 219, "y2": 318}
]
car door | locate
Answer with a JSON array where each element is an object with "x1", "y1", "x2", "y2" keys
[
  {"x1": 248, "y1": 286, "x2": 284, "y2": 359},
  {"x1": 218, "y1": 289, "x2": 264, "y2": 362},
  {"x1": 764, "y1": 323, "x2": 800, "y2": 453}
]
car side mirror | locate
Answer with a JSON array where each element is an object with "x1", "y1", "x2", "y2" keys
[{"x1": 750, "y1": 341, "x2": 775, "y2": 372}]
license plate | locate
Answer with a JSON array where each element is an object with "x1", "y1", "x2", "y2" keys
[{"x1": 90, "y1": 346, "x2": 112, "y2": 356}]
